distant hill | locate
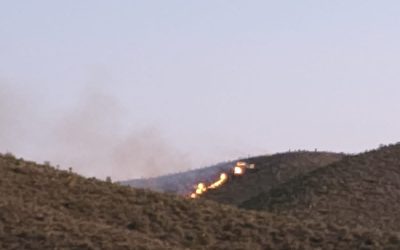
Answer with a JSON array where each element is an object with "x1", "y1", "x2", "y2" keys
[
  {"x1": 2, "y1": 152, "x2": 399, "y2": 249},
  {"x1": 121, "y1": 151, "x2": 344, "y2": 198},
  {"x1": 240, "y1": 143, "x2": 400, "y2": 232},
  {"x1": 120, "y1": 161, "x2": 236, "y2": 195},
  {"x1": 201, "y1": 151, "x2": 344, "y2": 206}
]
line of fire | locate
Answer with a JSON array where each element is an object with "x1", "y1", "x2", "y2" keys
[{"x1": 189, "y1": 161, "x2": 255, "y2": 199}]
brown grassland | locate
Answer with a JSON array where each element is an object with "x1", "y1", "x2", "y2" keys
[
  {"x1": 1, "y1": 145, "x2": 400, "y2": 249},
  {"x1": 202, "y1": 151, "x2": 344, "y2": 206}
]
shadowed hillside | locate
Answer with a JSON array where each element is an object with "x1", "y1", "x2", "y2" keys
[
  {"x1": 202, "y1": 151, "x2": 344, "y2": 205},
  {"x1": 122, "y1": 152, "x2": 344, "y2": 199},
  {"x1": 2, "y1": 153, "x2": 400, "y2": 249},
  {"x1": 120, "y1": 161, "x2": 235, "y2": 195},
  {"x1": 240, "y1": 143, "x2": 400, "y2": 232}
]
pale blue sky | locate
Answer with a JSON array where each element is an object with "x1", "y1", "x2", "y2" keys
[{"x1": 1, "y1": 1, "x2": 400, "y2": 180}]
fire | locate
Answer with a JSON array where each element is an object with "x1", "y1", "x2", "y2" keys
[
  {"x1": 189, "y1": 161, "x2": 254, "y2": 198},
  {"x1": 234, "y1": 161, "x2": 249, "y2": 175},
  {"x1": 195, "y1": 182, "x2": 207, "y2": 195},
  {"x1": 208, "y1": 173, "x2": 228, "y2": 189},
  {"x1": 190, "y1": 174, "x2": 227, "y2": 198},
  {"x1": 233, "y1": 166, "x2": 244, "y2": 175}
]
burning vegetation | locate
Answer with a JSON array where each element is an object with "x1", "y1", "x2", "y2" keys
[{"x1": 190, "y1": 161, "x2": 254, "y2": 199}]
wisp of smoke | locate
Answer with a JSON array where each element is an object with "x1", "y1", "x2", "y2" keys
[{"x1": 0, "y1": 81, "x2": 191, "y2": 181}]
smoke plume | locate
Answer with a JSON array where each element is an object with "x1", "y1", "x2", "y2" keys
[{"x1": 0, "y1": 81, "x2": 191, "y2": 180}]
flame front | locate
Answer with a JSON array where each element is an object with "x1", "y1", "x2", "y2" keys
[
  {"x1": 233, "y1": 166, "x2": 243, "y2": 175},
  {"x1": 208, "y1": 173, "x2": 228, "y2": 189},
  {"x1": 189, "y1": 161, "x2": 254, "y2": 198},
  {"x1": 195, "y1": 182, "x2": 207, "y2": 195}
]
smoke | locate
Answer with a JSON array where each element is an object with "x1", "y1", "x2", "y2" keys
[
  {"x1": 111, "y1": 127, "x2": 193, "y2": 180},
  {"x1": 52, "y1": 86, "x2": 192, "y2": 180},
  {"x1": 0, "y1": 80, "x2": 192, "y2": 181}
]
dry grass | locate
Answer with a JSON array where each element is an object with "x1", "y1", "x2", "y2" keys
[
  {"x1": 1, "y1": 149, "x2": 400, "y2": 249},
  {"x1": 202, "y1": 151, "x2": 343, "y2": 205},
  {"x1": 241, "y1": 144, "x2": 400, "y2": 232}
]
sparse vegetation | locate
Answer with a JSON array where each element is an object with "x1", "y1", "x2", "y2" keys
[
  {"x1": 4, "y1": 151, "x2": 16, "y2": 159},
  {"x1": 1, "y1": 146, "x2": 400, "y2": 249},
  {"x1": 202, "y1": 151, "x2": 344, "y2": 206},
  {"x1": 240, "y1": 144, "x2": 400, "y2": 232}
]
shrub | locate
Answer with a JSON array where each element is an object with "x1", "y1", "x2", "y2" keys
[{"x1": 4, "y1": 152, "x2": 16, "y2": 159}]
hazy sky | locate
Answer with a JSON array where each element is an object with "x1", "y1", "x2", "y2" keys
[{"x1": 1, "y1": 1, "x2": 400, "y2": 180}]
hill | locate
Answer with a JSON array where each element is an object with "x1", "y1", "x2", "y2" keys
[
  {"x1": 201, "y1": 151, "x2": 344, "y2": 205},
  {"x1": 1, "y1": 153, "x2": 400, "y2": 249},
  {"x1": 122, "y1": 151, "x2": 344, "y2": 199},
  {"x1": 240, "y1": 144, "x2": 400, "y2": 232},
  {"x1": 120, "y1": 161, "x2": 235, "y2": 195}
]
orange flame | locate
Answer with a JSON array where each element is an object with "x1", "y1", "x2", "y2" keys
[
  {"x1": 195, "y1": 182, "x2": 207, "y2": 195},
  {"x1": 208, "y1": 173, "x2": 228, "y2": 189},
  {"x1": 189, "y1": 161, "x2": 254, "y2": 198},
  {"x1": 233, "y1": 166, "x2": 244, "y2": 175}
]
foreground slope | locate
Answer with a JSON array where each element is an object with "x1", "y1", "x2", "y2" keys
[
  {"x1": 1, "y1": 153, "x2": 400, "y2": 249},
  {"x1": 202, "y1": 152, "x2": 343, "y2": 205},
  {"x1": 241, "y1": 144, "x2": 400, "y2": 231}
]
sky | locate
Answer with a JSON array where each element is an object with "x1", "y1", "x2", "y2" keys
[{"x1": 1, "y1": 1, "x2": 400, "y2": 180}]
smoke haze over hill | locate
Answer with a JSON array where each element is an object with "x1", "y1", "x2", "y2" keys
[
  {"x1": 0, "y1": 81, "x2": 191, "y2": 180},
  {"x1": 2, "y1": 1, "x2": 400, "y2": 180}
]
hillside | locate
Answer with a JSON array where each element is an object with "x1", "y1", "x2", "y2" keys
[
  {"x1": 1, "y1": 153, "x2": 400, "y2": 249},
  {"x1": 240, "y1": 144, "x2": 400, "y2": 232},
  {"x1": 122, "y1": 151, "x2": 344, "y2": 199},
  {"x1": 201, "y1": 151, "x2": 343, "y2": 205},
  {"x1": 120, "y1": 161, "x2": 235, "y2": 195}
]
